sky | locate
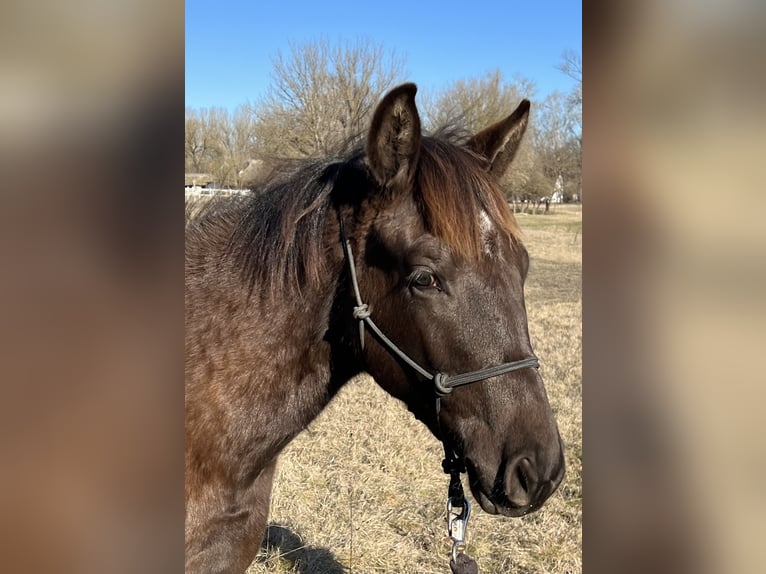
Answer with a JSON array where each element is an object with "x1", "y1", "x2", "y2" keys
[{"x1": 185, "y1": 0, "x2": 581, "y2": 110}]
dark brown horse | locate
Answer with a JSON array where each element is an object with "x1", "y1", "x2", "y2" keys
[{"x1": 185, "y1": 84, "x2": 564, "y2": 573}]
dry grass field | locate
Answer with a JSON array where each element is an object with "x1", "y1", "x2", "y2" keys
[{"x1": 243, "y1": 204, "x2": 582, "y2": 574}]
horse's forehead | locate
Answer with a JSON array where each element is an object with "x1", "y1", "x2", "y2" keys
[
  {"x1": 375, "y1": 196, "x2": 424, "y2": 234},
  {"x1": 373, "y1": 194, "x2": 519, "y2": 265}
]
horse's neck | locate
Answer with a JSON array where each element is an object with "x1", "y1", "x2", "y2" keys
[
  {"x1": 186, "y1": 201, "x2": 369, "y2": 489},
  {"x1": 243, "y1": 237, "x2": 362, "y2": 437}
]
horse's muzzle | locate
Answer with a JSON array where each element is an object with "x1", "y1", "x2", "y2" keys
[{"x1": 466, "y1": 441, "x2": 566, "y2": 517}]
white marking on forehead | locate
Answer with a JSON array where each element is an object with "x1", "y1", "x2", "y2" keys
[
  {"x1": 480, "y1": 210, "x2": 497, "y2": 255},
  {"x1": 479, "y1": 210, "x2": 493, "y2": 234}
]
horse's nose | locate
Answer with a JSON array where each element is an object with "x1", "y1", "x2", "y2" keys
[
  {"x1": 505, "y1": 449, "x2": 565, "y2": 509},
  {"x1": 504, "y1": 456, "x2": 537, "y2": 507}
]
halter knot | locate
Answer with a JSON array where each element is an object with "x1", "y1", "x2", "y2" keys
[
  {"x1": 434, "y1": 372, "x2": 453, "y2": 397},
  {"x1": 352, "y1": 304, "x2": 371, "y2": 320}
]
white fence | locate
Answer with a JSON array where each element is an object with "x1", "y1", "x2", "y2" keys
[{"x1": 185, "y1": 187, "x2": 251, "y2": 197}]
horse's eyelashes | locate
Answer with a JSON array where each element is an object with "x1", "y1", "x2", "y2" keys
[{"x1": 409, "y1": 269, "x2": 442, "y2": 291}]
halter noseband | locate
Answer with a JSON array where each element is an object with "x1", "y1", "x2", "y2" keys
[{"x1": 339, "y1": 218, "x2": 539, "y2": 567}]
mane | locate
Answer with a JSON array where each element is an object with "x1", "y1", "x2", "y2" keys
[
  {"x1": 228, "y1": 159, "x2": 343, "y2": 297},
  {"x1": 220, "y1": 132, "x2": 523, "y2": 297}
]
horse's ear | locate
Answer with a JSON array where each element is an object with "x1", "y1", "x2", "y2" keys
[
  {"x1": 366, "y1": 83, "x2": 421, "y2": 190},
  {"x1": 467, "y1": 99, "x2": 530, "y2": 178}
]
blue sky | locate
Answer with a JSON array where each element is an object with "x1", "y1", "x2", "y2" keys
[{"x1": 186, "y1": 0, "x2": 581, "y2": 110}]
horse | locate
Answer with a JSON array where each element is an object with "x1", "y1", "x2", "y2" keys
[{"x1": 185, "y1": 83, "x2": 565, "y2": 573}]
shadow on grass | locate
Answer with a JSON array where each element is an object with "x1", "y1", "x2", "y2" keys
[{"x1": 256, "y1": 523, "x2": 346, "y2": 574}]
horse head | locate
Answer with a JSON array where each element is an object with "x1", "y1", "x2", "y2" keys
[{"x1": 338, "y1": 84, "x2": 565, "y2": 517}]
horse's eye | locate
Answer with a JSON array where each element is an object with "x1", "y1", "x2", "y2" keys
[{"x1": 409, "y1": 269, "x2": 441, "y2": 291}]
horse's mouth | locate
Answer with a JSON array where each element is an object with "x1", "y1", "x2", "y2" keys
[
  {"x1": 471, "y1": 488, "x2": 539, "y2": 517},
  {"x1": 465, "y1": 459, "x2": 542, "y2": 518}
]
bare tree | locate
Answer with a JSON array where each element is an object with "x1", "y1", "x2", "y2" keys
[
  {"x1": 556, "y1": 49, "x2": 583, "y2": 201},
  {"x1": 533, "y1": 92, "x2": 577, "y2": 153},
  {"x1": 533, "y1": 91, "x2": 581, "y2": 205},
  {"x1": 210, "y1": 105, "x2": 258, "y2": 187},
  {"x1": 423, "y1": 71, "x2": 543, "y2": 208},
  {"x1": 558, "y1": 50, "x2": 582, "y2": 103},
  {"x1": 185, "y1": 109, "x2": 203, "y2": 173},
  {"x1": 186, "y1": 46, "x2": 583, "y2": 201},
  {"x1": 253, "y1": 38, "x2": 406, "y2": 158},
  {"x1": 422, "y1": 70, "x2": 535, "y2": 134},
  {"x1": 185, "y1": 108, "x2": 217, "y2": 174},
  {"x1": 184, "y1": 106, "x2": 259, "y2": 188}
]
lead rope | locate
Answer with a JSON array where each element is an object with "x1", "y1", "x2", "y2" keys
[
  {"x1": 445, "y1": 468, "x2": 476, "y2": 574},
  {"x1": 438, "y1": 402, "x2": 478, "y2": 574},
  {"x1": 338, "y1": 217, "x2": 538, "y2": 573}
]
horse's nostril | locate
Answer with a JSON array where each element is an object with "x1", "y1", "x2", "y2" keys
[
  {"x1": 516, "y1": 462, "x2": 529, "y2": 494},
  {"x1": 505, "y1": 456, "x2": 536, "y2": 507}
]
